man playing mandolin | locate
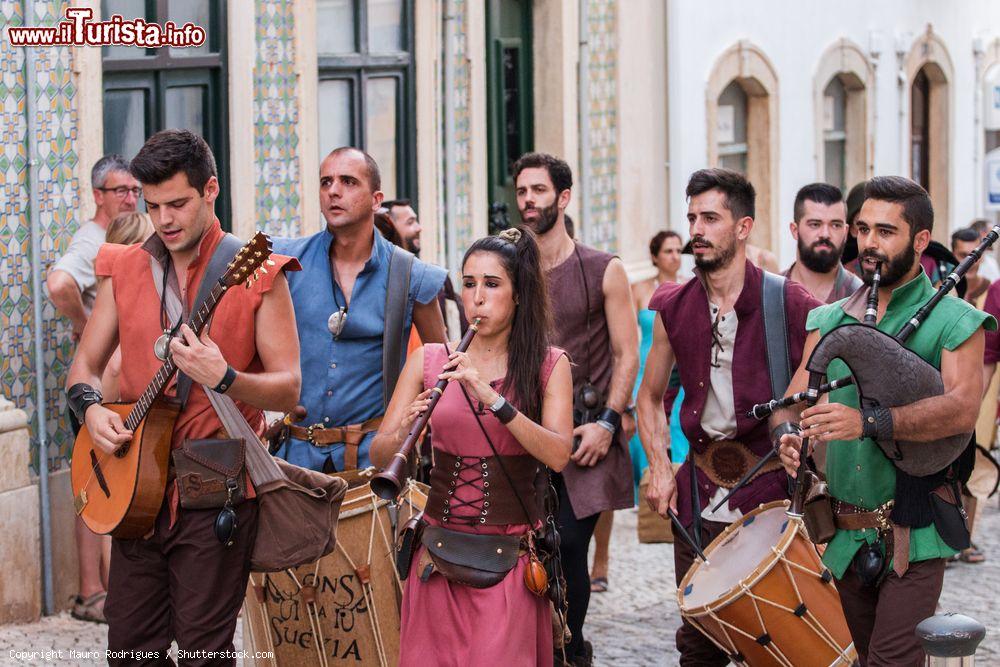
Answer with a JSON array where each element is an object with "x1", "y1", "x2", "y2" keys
[
  {"x1": 66, "y1": 129, "x2": 301, "y2": 665},
  {"x1": 777, "y1": 176, "x2": 995, "y2": 666}
]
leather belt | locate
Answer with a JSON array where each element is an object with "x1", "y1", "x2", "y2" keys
[
  {"x1": 835, "y1": 499, "x2": 911, "y2": 577},
  {"x1": 833, "y1": 499, "x2": 894, "y2": 532},
  {"x1": 692, "y1": 439, "x2": 783, "y2": 489},
  {"x1": 289, "y1": 416, "x2": 383, "y2": 470}
]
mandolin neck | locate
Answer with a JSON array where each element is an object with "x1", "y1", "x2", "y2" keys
[{"x1": 123, "y1": 280, "x2": 227, "y2": 431}]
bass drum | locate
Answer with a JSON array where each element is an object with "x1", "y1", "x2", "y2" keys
[
  {"x1": 243, "y1": 469, "x2": 427, "y2": 667},
  {"x1": 678, "y1": 500, "x2": 856, "y2": 667}
]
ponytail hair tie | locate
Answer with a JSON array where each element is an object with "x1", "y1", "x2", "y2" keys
[{"x1": 498, "y1": 227, "x2": 522, "y2": 244}]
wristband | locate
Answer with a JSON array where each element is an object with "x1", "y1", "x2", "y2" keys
[
  {"x1": 67, "y1": 383, "x2": 103, "y2": 423},
  {"x1": 488, "y1": 396, "x2": 518, "y2": 424},
  {"x1": 861, "y1": 406, "x2": 893, "y2": 442},
  {"x1": 212, "y1": 365, "x2": 238, "y2": 394},
  {"x1": 595, "y1": 419, "x2": 617, "y2": 436},
  {"x1": 596, "y1": 407, "x2": 622, "y2": 433}
]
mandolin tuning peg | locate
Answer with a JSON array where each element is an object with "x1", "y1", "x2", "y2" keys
[
  {"x1": 266, "y1": 259, "x2": 276, "y2": 266},
  {"x1": 259, "y1": 267, "x2": 268, "y2": 274},
  {"x1": 254, "y1": 250, "x2": 262, "y2": 258}
]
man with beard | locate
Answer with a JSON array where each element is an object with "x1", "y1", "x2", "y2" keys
[
  {"x1": 637, "y1": 168, "x2": 820, "y2": 665},
  {"x1": 513, "y1": 152, "x2": 638, "y2": 667},
  {"x1": 784, "y1": 183, "x2": 862, "y2": 304},
  {"x1": 383, "y1": 198, "x2": 422, "y2": 254},
  {"x1": 777, "y1": 176, "x2": 994, "y2": 666}
]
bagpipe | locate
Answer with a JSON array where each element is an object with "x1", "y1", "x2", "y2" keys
[{"x1": 715, "y1": 225, "x2": 1000, "y2": 515}]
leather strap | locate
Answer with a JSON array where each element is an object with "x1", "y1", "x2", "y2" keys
[
  {"x1": 150, "y1": 233, "x2": 244, "y2": 408},
  {"x1": 761, "y1": 271, "x2": 792, "y2": 399},
  {"x1": 833, "y1": 499, "x2": 894, "y2": 531},
  {"x1": 383, "y1": 245, "x2": 414, "y2": 408}
]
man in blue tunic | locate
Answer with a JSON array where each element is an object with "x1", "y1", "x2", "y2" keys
[{"x1": 273, "y1": 147, "x2": 448, "y2": 472}]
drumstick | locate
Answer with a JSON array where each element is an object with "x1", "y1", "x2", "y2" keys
[
  {"x1": 666, "y1": 509, "x2": 710, "y2": 565},
  {"x1": 709, "y1": 447, "x2": 779, "y2": 513}
]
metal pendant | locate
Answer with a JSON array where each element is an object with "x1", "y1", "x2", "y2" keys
[
  {"x1": 153, "y1": 332, "x2": 172, "y2": 361},
  {"x1": 327, "y1": 308, "x2": 348, "y2": 338}
]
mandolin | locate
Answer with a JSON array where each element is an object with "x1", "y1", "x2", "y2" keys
[{"x1": 71, "y1": 232, "x2": 274, "y2": 538}]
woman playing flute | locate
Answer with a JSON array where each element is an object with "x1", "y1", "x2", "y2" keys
[{"x1": 372, "y1": 226, "x2": 573, "y2": 666}]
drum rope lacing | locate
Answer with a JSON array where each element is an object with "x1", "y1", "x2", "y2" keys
[
  {"x1": 243, "y1": 479, "x2": 422, "y2": 667},
  {"x1": 685, "y1": 520, "x2": 854, "y2": 666}
]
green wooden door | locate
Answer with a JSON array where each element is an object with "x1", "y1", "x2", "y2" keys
[{"x1": 486, "y1": 0, "x2": 533, "y2": 233}]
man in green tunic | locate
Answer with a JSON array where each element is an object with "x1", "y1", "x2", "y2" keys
[{"x1": 776, "y1": 176, "x2": 995, "y2": 666}]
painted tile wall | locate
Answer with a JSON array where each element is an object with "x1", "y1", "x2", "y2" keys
[
  {"x1": 0, "y1": 0, "x2": 80, "y2": 471},
  {"x1": 586, "y1": 0, "x2": 618, "y2": 251},
  {"x1": 254, "y1": 0, "x2": 301, "y2": 237}
]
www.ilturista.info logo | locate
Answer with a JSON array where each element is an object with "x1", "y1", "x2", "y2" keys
[{"x1": 5, "y1": 7, "x2": 205, "y2": 48}]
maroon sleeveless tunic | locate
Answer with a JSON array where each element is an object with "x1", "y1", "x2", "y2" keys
[{"x1": 546, "y1": 243, "x2": 634, "y2": 518}]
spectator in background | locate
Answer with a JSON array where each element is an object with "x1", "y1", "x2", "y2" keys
[
  {"x1": 374, "y1": 209, "x2": 404, "y2": 248},
  {"x1": 970, "y1": 218, "x2": 1000, "y2": 282},
  {"x1": 383, "y1": 199, "x2": 468, "y2": 338},
  {"x1": 383, "y1": 198, "x2": 422, "y2": 254},
  {"x1": 955, "y1": 225, "x2": 996, "y2": 566},
  {"x1": 47, "y1": 155, "x2": 140, "y2": 624},
  {"x1": 99, "y1": 212, "x2": 154, "y2": 402}
]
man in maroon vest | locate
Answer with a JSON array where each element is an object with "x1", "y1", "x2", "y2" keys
[
  {"x1": 636, "y1": 168, "x2": 820, "y2": 665},
  {"x1": 513, "y1": 152, "x2": 638, "y2": 667}
]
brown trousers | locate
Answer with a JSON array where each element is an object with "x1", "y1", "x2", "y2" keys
[
  {"x1": 673, "y1": 518, "x2": 730, "y2": 667},
  {"x1": 105, "y1": 500, "x2": 259, "y2": 666},
  {"x1": 836, "y1": 557, "x2": 945, "y2": 667}
]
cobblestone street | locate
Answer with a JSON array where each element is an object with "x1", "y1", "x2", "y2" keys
[{"x1": 2, "y1": 502, "x2": 997, "y2": 666}]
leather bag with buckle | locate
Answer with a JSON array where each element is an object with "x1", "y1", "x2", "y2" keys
[
  {"x1": 396, "y1": 512, "x2": 425, "y2": 580},
  {"x1": 801, "y1": 472, "x2": 836, "y2": 544},
  {"x1": 172, "y1": 437, "x2": 248, "y2": 510},
  {"x1": 417, "y1": 525, "x2": 521, "y2": 588}
]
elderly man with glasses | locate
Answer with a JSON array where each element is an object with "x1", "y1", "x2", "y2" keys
[{"x1": 46, "y1": 153, "x2": 140, "y2": 624}]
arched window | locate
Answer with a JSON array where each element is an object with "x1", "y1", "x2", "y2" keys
[
  {"x1": 706, "y1": 42, "x2": 779, "y2": 251},
  {"x1": 717, "y1": 81, "x2": 749, "y2": 174},
  {"x1": 911, "y1": 68, "x2": 931, "y2": 191},
  {"x1": 813, "y1": 40, "x2": 872, "y2": 192},
  {"x1": 823, "y1": 77, "x2": 848, "y2": 190},
  {"x1": 904, "y1": 29, "x2": 953, "y2": 243}
]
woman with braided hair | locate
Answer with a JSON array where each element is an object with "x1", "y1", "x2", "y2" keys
[{"x1": 373, "y1": 226, "x2": 575, "y2": 666}]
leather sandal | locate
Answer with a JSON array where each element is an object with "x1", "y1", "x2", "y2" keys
[
  {"x1": 71, "y1": 591, "x2": 107, "y2": 624},
  {"x1": 589, "y1": 576, "x2": 608, "y2": 593},
  {"x1": 959, "y1": 544, "x2": 986, "y2": 564}
]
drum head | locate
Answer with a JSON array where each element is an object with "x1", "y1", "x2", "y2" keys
[{"x1": 679, "y1": 501, "x2": 795, "y2": 611}]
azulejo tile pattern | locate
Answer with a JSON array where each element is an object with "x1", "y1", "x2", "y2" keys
[
  {"x1": 0, "y1": 0, "x2": 80, "y2": 472},
  {"x1": 254, "y1": 0, "x2": 301, "y2": 238},
  {"x1": 450, "y1": 0, "x2": 474, "y2": 259},
  {"x1": 586, "y1": 0, "x2": 618, "y2": 251}
]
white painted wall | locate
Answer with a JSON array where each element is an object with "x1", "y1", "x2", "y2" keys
[{"x1": 664, "y1": 0, "x2": 1000, "y2": 268}]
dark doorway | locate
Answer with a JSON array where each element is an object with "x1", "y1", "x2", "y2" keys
[{"x1": 486, "y1": 0, "x2": 533, "y2": 233}]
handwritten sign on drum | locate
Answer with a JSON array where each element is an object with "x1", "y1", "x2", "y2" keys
[{"x1": 243, "y1": 480, "x2": 427, "y2": 667}]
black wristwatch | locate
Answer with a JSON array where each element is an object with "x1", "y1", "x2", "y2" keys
[{"x1": 212, "y1": 365, "x2": 238, "y2": 394}]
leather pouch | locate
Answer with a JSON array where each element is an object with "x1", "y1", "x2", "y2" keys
[
  {"x1": 930, "y1": 485, "x2": 971, "y2": 552},
  {"x1": 172, "y1": 438, "x2": 247, "y2": 510},
  {"x1": 418, "y1": 525, "x2": 520, "y2": 589},
  {"x1": 802, "y1": 473, "x2": 836, "y2": 544},
  {"x1": 396, "y1": 513, "x2": 425, "y2": 580}
]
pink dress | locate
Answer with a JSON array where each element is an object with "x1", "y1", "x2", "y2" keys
[{"x1": 398, "y1": 344, "x2": 565, "y2": 667}]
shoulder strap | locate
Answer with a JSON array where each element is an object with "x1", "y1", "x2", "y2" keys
[
  {"x1": 761, "y1": 271, "x2": 792, "y2": 398},
  {"x1": 383, "y1": 245, "x2": 415, "y2": 408},
  {"x1": 175, "y1": 233, "x2": 245, "y2": 406}
]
